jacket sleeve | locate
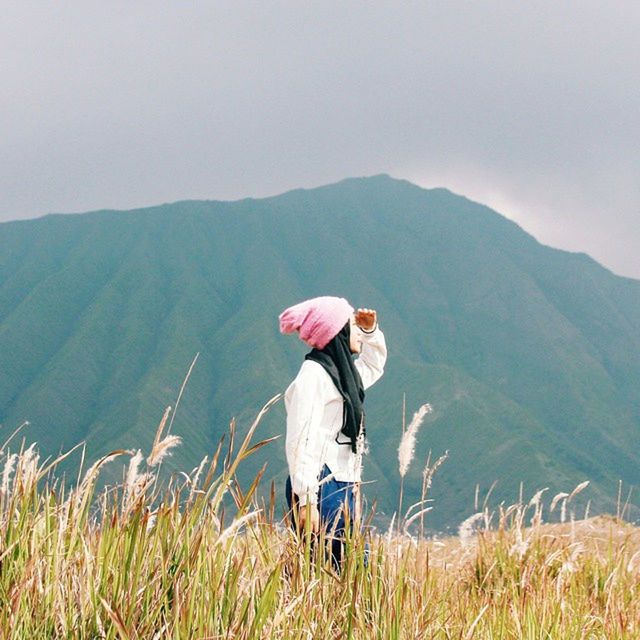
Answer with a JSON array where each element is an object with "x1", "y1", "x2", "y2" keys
[
  {"x1": 354, "y1": 326, "x2": 387, "y2": 390},
  {"x1": 285, "y1": 363, "x2": 326, "y2": 506}
]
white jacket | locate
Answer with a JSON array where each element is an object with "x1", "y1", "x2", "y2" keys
[{"x1": 284, "y1": 327, "x2": 387, "y2": 505}]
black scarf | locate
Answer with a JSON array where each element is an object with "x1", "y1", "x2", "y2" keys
[{"x1": 305, "y1": 322, "x2": 365, "y2": 453}]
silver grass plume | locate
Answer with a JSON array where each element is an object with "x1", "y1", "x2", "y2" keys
[
  {"x1": 386, "y1": 512, "x2": 396, "y2": 543},
  {"x1": 422, "y1": 450, "x2": 449, "y2": 492},
  {"x1": 126, "y1": 449, "x2": 144, "y2": 490},
  {"x1": 550, "y1": 492, "x2": 569, "y2": 513},
  {"x1": 215, "y1": 511, "x2": 262, "y2": 547},
  {"x1": 458, "y1": 512, "x2": 485, "y2": 547},
  {"x1": 191, "y1": 456, "x2": 208, "y2": 489},
  {"x1": 147, "y1": 405, "x2": 178, "y2": 467},
  {"x1": 627, "y1": 550, "x2": 640, "y2": 574},
  {"x1": 124, "y1": 450, "x2": 154, "y2": 508},
  {"x1": 528, "y1": 487, "x2": 549, "y2": 527},
  {"x1": 565, "y1": 480, "x2": 590, "y2": 523},
  {"x1": 528, "y1": 487, "x2": 549, "y2": 509},
  {"x1": 147, "y1": 434, "x2": 182, "y2": 468},
  {"x1": 72, "y1": 449, "x2": 128, "y2": 512},
  {"x1": 510, "y1": 527, "x2": 529, "y2": 559},
  {"x1": 568, "y1": 480, "x2": 590, "y2": 502},
  {"x1": 398, "y1": 403, "x2": 432, "y2": 477},
  {"x1": 19, "y1": 443, "x2": 40, "y2": 489},
  {"x1": 1, "y1": 453, "x2": 17, "y2": 496},
  {"x1": 80, "y1": 453, "x2": 118, "y2": 490},
  {"x1": 403, "y1": 507, "x2": 433, "y2": 533}
]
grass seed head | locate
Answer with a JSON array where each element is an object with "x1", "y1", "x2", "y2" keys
[
  {"x1": 398, "y1": 403, "x2": 432, "y2": 477},
  {"x1": 147, "y1": 434, "x2": 182, "y2": 467}
]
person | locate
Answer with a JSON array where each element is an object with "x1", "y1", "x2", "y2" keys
[{"x1": 279, "y1": 296, "x2": 387, "y2": 567}]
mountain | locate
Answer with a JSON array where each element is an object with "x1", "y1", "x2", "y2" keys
[{"x1": 1, "y1": 175, "x2": 640, "y2": 529}]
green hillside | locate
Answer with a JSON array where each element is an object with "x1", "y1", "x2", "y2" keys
[{"x1": 1, "y1": 175, "x2": 639, "y2": 529}]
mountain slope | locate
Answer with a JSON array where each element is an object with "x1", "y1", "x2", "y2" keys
[{"x1": 1, "y1": 175, "x2": 639, "y2": 529}]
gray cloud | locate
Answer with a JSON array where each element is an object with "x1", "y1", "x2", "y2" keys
[{"x1": 1, "y1": 1, "x2": 638, "y2": 277}]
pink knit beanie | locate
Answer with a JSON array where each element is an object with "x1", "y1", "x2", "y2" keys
[{"x1": 279, "y1": 296, "x2": 354, "y2": 349}]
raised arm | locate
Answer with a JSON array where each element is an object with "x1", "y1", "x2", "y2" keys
[
  {"x1": 353, "y1": 308, "x2": 387, "y2": 389},
  {"x1": 354, "y1": 326, "x2": 387, "y2": 389}
]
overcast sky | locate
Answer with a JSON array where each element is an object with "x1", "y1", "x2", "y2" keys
[{"x1": 2, "y1": 2, "x2": 639, "y2": 277}]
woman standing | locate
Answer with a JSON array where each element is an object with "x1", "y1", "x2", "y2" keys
[{"x1": 279, "y1": 296, "x2": 387, "y2": 566}]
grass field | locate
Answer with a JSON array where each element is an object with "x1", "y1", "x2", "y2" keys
[{"x1": 1, "y1": 398, "x2": 638, "y2": 639}]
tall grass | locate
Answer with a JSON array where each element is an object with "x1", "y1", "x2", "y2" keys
[{"x1": 0, "y1": 397, "x2": 638, "y2": 638}]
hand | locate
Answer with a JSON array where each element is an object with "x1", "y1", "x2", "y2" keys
[
  {"x1": 355, "y1": 308, "x2": 377, "y2": 332},
  {"x1": 297, "y1": 502, "x2": 320, "y2": 533}
]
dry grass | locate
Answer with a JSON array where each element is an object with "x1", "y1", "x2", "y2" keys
[{"x1": 0, "y1": 397, "x2": 638, "y2": 638}]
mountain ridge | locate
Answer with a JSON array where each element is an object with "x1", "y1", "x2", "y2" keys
[{"x1": 7, "y1": 172, "x2": 636, "y2": 283}]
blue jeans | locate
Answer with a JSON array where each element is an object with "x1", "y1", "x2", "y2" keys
[{"x1": 286, "y1": 464, "x2": 356, "y2": 569}]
